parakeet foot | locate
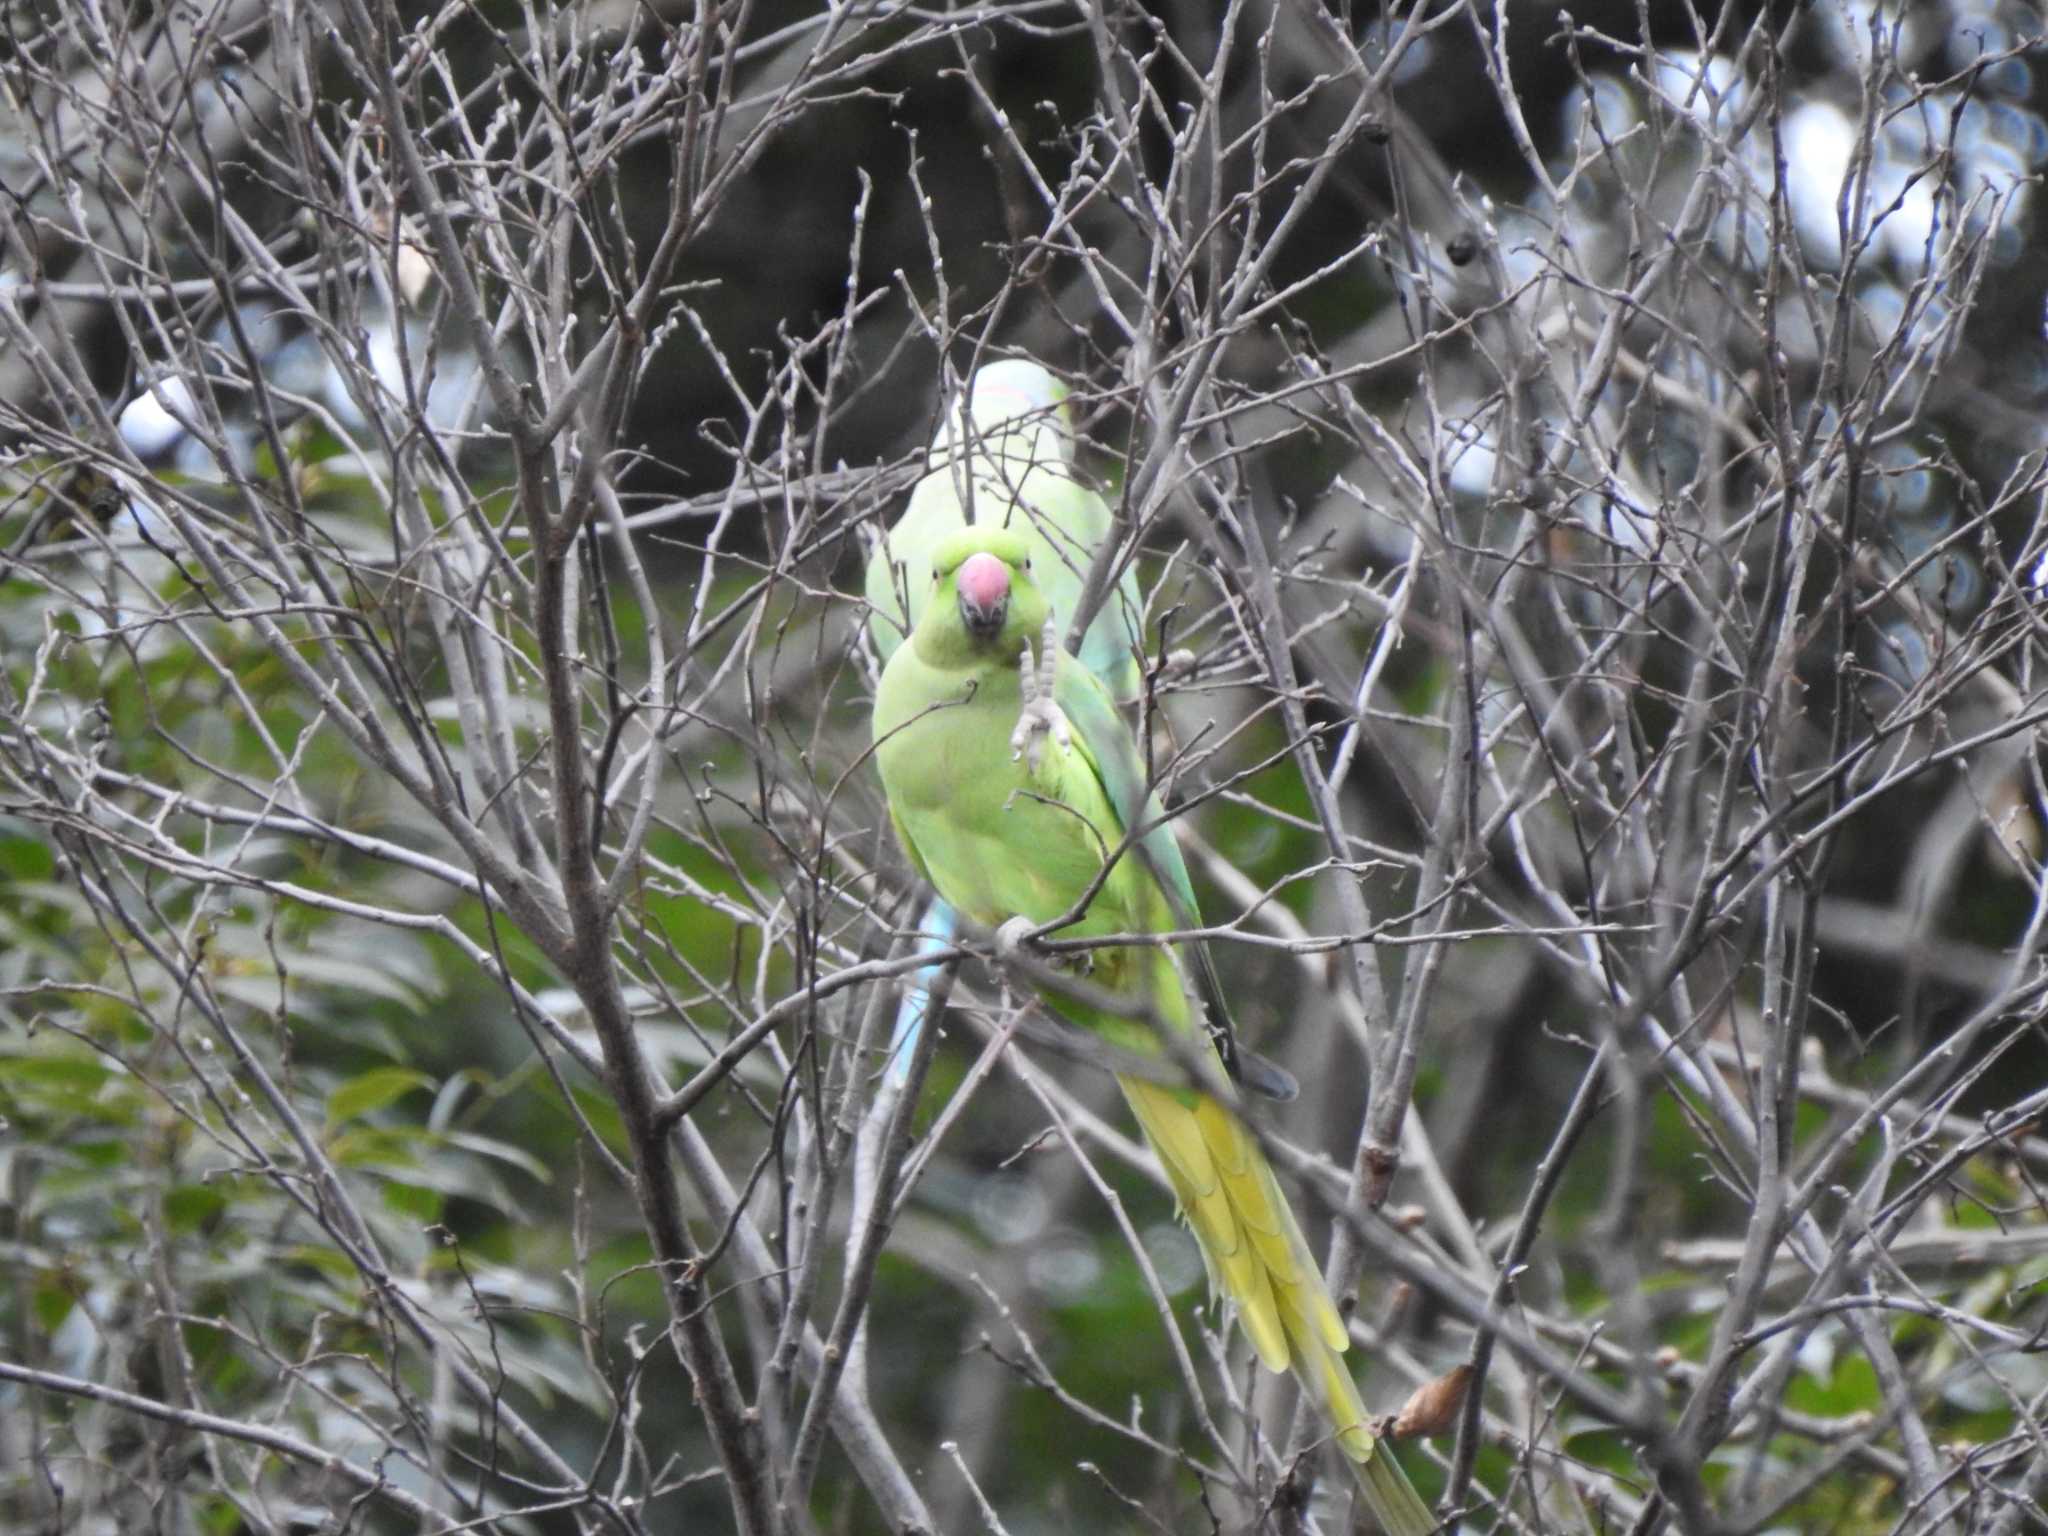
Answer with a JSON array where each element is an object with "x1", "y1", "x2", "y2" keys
[{"x1": 1010, "y1": 617, "x2": 1072, "y2": 772}]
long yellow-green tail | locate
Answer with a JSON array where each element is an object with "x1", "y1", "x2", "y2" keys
[{"x1": 1121, "y1": 1077, "x2": 1437, "y2": 1536}]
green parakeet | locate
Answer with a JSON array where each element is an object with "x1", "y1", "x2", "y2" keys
[
  {"x1": 867, "y1": 360, "x2": 1143, "y2": 1085},
  {"x1": 871, "y1": 527, "x2": 1434, "y2": 1535}
]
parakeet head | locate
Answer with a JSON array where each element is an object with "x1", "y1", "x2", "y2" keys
[
  {"x1": 930, "y1": 359, "x2": 1075, "y2": 464},
  {"x1": 924, "y1": 527, "x2": 1050, "y2": 653}
]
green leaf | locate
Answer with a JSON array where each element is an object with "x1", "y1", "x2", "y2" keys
[
  {"x1": 32, "y1": 1282, "x2": 74, "y2": 1333},
  {"x1": 381, "y1": 1180, "x2": 444, "y2": 1222},
  {"x1": 164, "y1": 1183, "x2": 228, "y2": 1234},
  {"x1": 325, "y1": 1067, "x2": 434, "y2": 1129},
  {"x1": 437, "y1": 1129, "x2": 553, "y2": 1185},
  {"x1": 326, "y1": 1126, "x2": 422, "y2": 1169},
  {"x1": 1787, "y1": 1352, "x2": 1881, "y2": 1417},
  {"x1": 279, "y1": 1244, "x2": 361, "y2": 1283}
]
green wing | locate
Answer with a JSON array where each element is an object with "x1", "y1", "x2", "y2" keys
[
  {"x1": 1053, "y1": 652, "x2": 1196, "y2": 923},
  {"x1": 1052, "y1": 652, "x2": 1248, "y2": 1046}
]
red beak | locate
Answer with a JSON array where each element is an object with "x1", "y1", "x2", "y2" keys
[{"x1": 956, "y1": 551, "x2": 1011, "y2": 639}]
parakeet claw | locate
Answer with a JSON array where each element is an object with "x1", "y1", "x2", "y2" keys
[
  {"x1": 1010, "y1": 616, "x2": 1072, "y2": 772},
  {"x1": 993, "y1": 916, "x2": 1040, "y2": 963}
]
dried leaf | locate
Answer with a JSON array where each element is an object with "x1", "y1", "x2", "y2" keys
[{"x1": 1390, "y1": 1364, "x2": 1475, "y2": 1440}]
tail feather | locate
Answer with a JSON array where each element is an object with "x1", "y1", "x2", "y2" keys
[
  {"x1": 883, "y1": 897, "x2": 956, "y2": 1087},
  {"x1": 1121, "y1": 1074, "x2": 1290, "y2": 1368},
  {"x1": 1116, "y1": 1073, "x2": 1437, "y2": 1536},
  {"x1": 1355, "y1": 1438, "x2": 1438, "y2": 1536}
]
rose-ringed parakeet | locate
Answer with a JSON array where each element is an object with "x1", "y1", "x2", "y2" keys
[
  {"x1": 866, "y1": 361, "x2": 1144, "y2": 1085},
  {"x1": 871, "y1": 527, "x2": 1434, "y2": 1534}
]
